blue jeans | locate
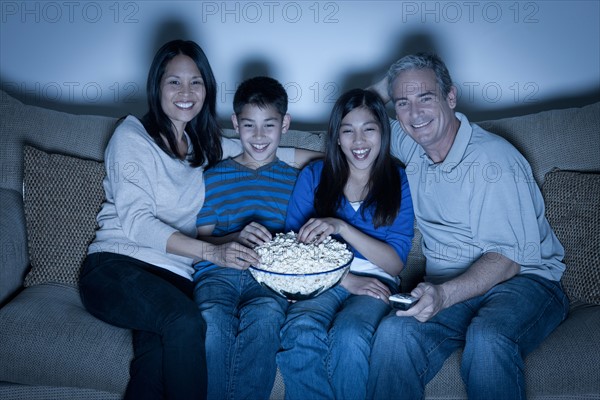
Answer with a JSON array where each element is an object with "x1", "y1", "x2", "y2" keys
[
  {"x1": 79, "y1": 252, "x2": 207, "y2": 400},
  {"x1": 194, "y1": 268, "x2": 288, "y2": 400},
  {"x1": 367, "y1": 274, "x2": 569, "y2": 400},
  {"x1": 277, "y1": 284, "x2": 393, "y2": 400}
]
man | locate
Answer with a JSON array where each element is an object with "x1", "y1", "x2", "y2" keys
[{"x1": 367, "y1": 53, "x2": 569, "y2": 399}]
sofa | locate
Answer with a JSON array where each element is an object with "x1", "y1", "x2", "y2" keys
[{"x1": 0, "y1": 87, "x2": 598, "y2": 400}]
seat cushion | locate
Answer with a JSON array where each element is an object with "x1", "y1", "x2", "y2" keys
[{"x1": 0, "y1": 283, "x2": 132, "y2": 394}]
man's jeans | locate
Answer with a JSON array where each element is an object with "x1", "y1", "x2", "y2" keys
[
  {"x1": 367, "y1": 274, "x2": 569, "y2": 400},
  {"x1": 194, "y1": 268, "x2": 288, "y2": 400},
  {"x1": 278, "y1": 285, "x2": 392, "y2": 400},
  {"x1": 79, "y1": 252, "x2": 208, "y2": 400}
]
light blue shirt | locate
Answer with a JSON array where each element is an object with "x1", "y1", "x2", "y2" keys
[{"x1": 390, "y1": 113, "x2": 565, "y2": 284}]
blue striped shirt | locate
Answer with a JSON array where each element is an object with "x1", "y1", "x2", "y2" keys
[{"x1": 193, "y1": 157, "x2": 299, "y2": 276}]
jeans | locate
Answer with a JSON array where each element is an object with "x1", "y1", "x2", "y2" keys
[
  {"x1": 277, "y1": 284, "x2": 393, "y2": 400},
  {"x1": 194, "y1": 268, "x2": 288, "y2": 400},
  {"x1": 79, "y1": 252, "x2": 208, "y2": 400},
  {"x1": 367, "y1": 274, "x2": 570, "y2": 400}
]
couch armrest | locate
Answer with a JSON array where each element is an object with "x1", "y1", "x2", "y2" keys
[{"x1": 0, "y1": 188, "x2": 29, "y2": 306}]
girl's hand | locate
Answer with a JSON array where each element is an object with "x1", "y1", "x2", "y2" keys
[
  {"x1": 297, "y1": 217, "x2": 345, "y2": 244},
  {"x1": 203, "y1": 242, "x2": 259, "y2": 270},
  {"x1": 340, "y1": 273, "x2": 391, "y2": 301},
  {"x1": 236, "y1": 222, "x2": 272, "y2": 248}
]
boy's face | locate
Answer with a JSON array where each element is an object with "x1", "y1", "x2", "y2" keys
[{"x1": 232, "y1": 104, "x2": 291, "y2": 169}]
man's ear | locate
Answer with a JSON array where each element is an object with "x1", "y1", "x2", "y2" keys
[
  {"x1": 231, "y1": 113, "x2": 239, "y2": 132},
  {"x1": 447, "y1": 86, "x2": 458, "y2": 109},
  {"x1": 281, "y1": 113, "x2": 292, "y2": 134}
]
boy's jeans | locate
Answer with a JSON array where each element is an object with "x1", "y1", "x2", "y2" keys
[
  {"x1": 277, "y1": 285, "x2": 392, "y2": 400},
  {"x1": 367, "y1": 274, "x2": 569, "y2": 400},
  {"x1": 194, "y1": 268, "x2": 288, "y2": 400}
]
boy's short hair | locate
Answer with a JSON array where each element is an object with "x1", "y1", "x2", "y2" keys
[{"x1": 233, "y1": 76, "x2": 288, "y2": 116}]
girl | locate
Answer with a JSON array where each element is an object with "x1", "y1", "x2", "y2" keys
[{"x1": 277, "y1": 88, "x2": 414, "y2": 400}]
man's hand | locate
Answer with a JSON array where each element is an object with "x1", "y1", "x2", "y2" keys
[
  {"x1": 395, "y1": 253, "x2": 520, "y2": 322},
  {"x1": 394, "y1": 282, "x2": 446, "y2": 322},
  {"x1": 341, "y1": 273, "x2": 391, "y2": 301}
]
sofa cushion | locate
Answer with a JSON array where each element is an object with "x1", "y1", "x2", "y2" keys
[
  {"x1": 542, "y1": 170, "x2": 600, "y2": 305},
  {"x1": 22, "y1": 146, "x2": 106, "y2": 287},
  {"x1": 0, "y1": 283, "x2": 131, "y2": 394}
]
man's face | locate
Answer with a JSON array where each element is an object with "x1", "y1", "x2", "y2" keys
[{"x1": 391, "y1": 68, "x2": 457, "y2": 153}]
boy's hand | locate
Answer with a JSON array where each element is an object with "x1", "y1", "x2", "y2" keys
[
  {"x1": 204, "y1": 242, "x2": 260, "y2": 270},
  {"x1": 237, "y1": 222, "x2": 272, "y2": 248}
]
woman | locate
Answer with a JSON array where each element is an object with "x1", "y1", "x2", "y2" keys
[
  {"x1": 277, "y1": 89, "x2": 415, "y2": 400},
  {"x1": 78, "y1": 40, "x2": 259, "y2": 400}
]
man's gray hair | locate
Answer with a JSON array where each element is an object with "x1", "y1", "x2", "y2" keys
[{"x1": 387, "y1": 53, "x2": 454, "y2": 100}]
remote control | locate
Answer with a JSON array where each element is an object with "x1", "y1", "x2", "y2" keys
[{"x1": 389, "y1": 293, "x2": 418, "y2": 310}]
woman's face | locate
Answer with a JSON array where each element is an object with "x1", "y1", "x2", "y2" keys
[
  {"x1": 160, "y1": 54, "x2": 206, "y2": 135},
  {"x1": 338, "y1": 106, "x2": 382, "y2": 174}
]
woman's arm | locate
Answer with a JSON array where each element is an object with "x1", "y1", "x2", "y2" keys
[
  {"x1": 293, "y1": 149, "x2": 323, "y2": 169},
  {"x1": 167, "y1": 231, "x2": 260, "y2": 270},
  {"x1": 197, "y1": 222, "x2": 272, "y2": 248}
]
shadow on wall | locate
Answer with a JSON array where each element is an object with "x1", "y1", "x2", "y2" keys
[{"x1": 1, "y1": 25, "x2": 599, "y2": 131}]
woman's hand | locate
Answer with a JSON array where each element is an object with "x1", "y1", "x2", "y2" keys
[
  {"x1": 297, "y1": 217, "x2": 345, "y2": 244},
  {"x1": 203, "y1": 242, "x2": 260, "y2": 270},
  {"x1": 235, "y1": 222, "x2": 272, "y2": 248},
  {"x1": 340, "y1": 273, "x2": 391, "y2": 301}
]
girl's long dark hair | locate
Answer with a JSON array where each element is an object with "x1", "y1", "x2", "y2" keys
[
  {"x1": 141, "y1": 39, "x2": 222, "y2": 168},
  {"x1": 315, "y1": 89, "x2": 402, "y2": 228}
]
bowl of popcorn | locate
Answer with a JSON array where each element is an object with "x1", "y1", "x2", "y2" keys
[{"x1": 249, "y1": 232, "x2": 353, "y2": 301}]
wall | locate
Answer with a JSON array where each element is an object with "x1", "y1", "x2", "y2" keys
[{"x1": 1, "y1": 0, "x2": 599, "y2": 129}]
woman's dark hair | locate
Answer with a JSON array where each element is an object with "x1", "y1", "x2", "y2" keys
[
  {"x1": 315, "y1": 88, "x2": 402, "y2": 228},
  {"x1": 141, "y1": 39, "x2": 222, "y2": 168}
]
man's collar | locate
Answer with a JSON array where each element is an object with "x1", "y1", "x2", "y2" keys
[{"x1": 420, "y1": 112, "x2": 471, "y2": 170}]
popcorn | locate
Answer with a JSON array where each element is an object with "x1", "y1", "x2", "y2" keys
[{"x1": 249, "y1": 232, "x2": 353, "y2": 300}]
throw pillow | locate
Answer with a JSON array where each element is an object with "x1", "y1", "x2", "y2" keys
[
  {"x1": 22, "y1": 145, "x2": 106, "y2": 287},
  {"x1": 542, "y1": 169, "x2": 600, "y2": 305}
]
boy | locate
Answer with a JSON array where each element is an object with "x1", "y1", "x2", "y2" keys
[{"x1": 193, "y1": 76, "x2": 318, "y2": 400}]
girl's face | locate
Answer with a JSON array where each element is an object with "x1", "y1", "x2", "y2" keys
[
  {"x1": 160, "y1": 54, "x2": 206, "y2": 135},
  {"x1": 338, "y1": 106, "x2": 382, "y2": 174}
]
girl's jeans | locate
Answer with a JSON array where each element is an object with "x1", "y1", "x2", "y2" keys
[{"x1": 278, "y1": 284, "x2": 393, "y2": 400}]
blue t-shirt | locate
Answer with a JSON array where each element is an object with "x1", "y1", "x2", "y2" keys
[
  {"x1": 193, "y1": 157, "x2": 299, "y2": 278},
  {"x1": 285, "y1": 160, "x2": 414, "y2": 283}
]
